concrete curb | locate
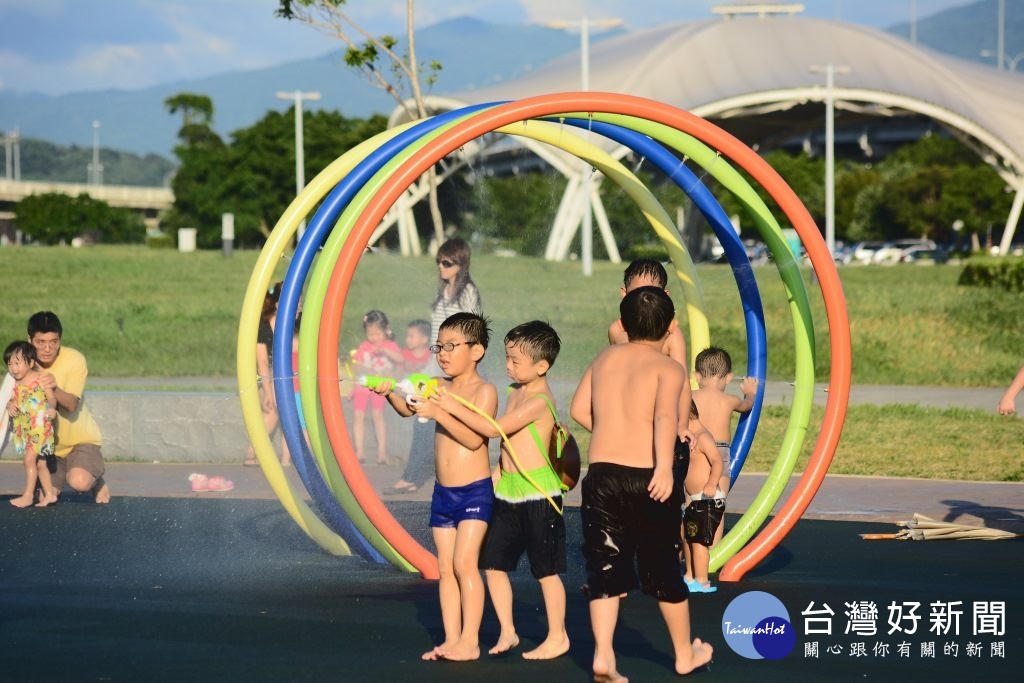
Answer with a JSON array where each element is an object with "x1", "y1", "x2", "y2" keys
[{"x1": 0, "y1": 380, "x2": 1009, "y2": 463}]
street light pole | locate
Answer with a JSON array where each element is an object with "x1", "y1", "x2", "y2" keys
[
  {"x1": 87, "y1": 120, "x2": 103, "y2": 185},
  {"x1": 810, "y1": 64, "x2": 850, "y2": 257},
  {"x1": 545, "y1": 15, "x2": 622, "y2": 276},
  {"x1": 998, "y1": 0, "x2": 1005, "y2": 71},
  {"x1": 276, "y1": 90, "x2": 321, "y2": 239},
  {"x1": 910, "y1": 0, "x2": 917, "y2": 44}
]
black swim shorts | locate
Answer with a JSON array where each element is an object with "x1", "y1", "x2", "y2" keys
[
  {"x1": 580, "y1": 462, "x2": 687, "y2": 603},
  {"x1": 479, "y1": 497, "x2": 566, "y2": 579}
]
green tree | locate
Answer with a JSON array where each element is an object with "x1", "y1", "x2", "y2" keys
[
  {"x1": 707, "y1": 149, "x2": 824, "y2": 239},
  {"x1": 16, "y1": 193, "x2": 144, "y2": 244},
  {"x1": 277, "y1": 0, "x2": 447, "y2": 248},
  {"x1": 461, "y1": 171, "x2": 567, "y2": 256},
  {"x1": 164, "y1": 91, "x2": 388, "y2": 248},
  {"x1": 840, "y1": 135, "x2": 1012, "y2": 244},
  {"x1": 218, "y1": 108, "x2": 387, "y2": 245},
  {"x1": 164, "y1": 93, "x2": 214, "y2": 128}
]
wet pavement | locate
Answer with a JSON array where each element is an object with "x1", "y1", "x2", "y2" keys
[{"x1": 3, "y1": 459, "x2": 1020, "y2": 534}]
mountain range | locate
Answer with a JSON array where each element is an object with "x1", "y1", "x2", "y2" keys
[
  {"x1": 0, "y1": 0, "x2": 1019, "y2": 166},
  {"x1": 0, "y1": 17, "x2": 585, "y2": 161}
]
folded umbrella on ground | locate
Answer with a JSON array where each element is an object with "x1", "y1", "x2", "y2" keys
[{"x1": 860, "y1": 513, "x2": 1021, "y2": 541}]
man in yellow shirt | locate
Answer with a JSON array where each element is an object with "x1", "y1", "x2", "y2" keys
[{"x1": 27, "y1": 312, "x2": 109, "y2": 503}]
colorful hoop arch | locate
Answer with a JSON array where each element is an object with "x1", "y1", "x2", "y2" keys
[{"x1": 239, "y1": 91, "x2": 851, "y2": 583}]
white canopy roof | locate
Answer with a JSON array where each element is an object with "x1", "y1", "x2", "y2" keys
[
  {"x1": 445, "y1": 16, "x2": 1024, "y2": 176},
  {"x1": 390, "y1": 15, "x2": 1024, "y2": 252}
]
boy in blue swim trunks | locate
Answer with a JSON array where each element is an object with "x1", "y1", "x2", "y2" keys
[
  {"x1": 572, "y1": 287, "x2": 713, "y2": 681},
  {"x1": 432, "y1": 321, "x2": 569, "y2": 661},
  {"x1": 378, "y1": 312, "x2": 497, "y2": 662}
]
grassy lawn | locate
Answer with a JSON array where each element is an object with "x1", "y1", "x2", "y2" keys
[{"x1": 0, "y1": 246, "x2": 1020, "y2": 480}]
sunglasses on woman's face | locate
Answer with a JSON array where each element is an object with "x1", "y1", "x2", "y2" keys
[{"x1": 437, "y1": 259, "x2": 456, "y2": 268}]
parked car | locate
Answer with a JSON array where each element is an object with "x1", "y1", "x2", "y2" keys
[
  {"x1": 899, "y1": 245, "x2": 949, "y2": 264},
  {"x1": 851, "y1": 241, "x2": 886, "y2": 264},
  {"x1": 872, "y1": 239, "x2": 936, "y2": 264},
  {"x1": 832, "y1": 241, "x2": 855, "y2": 264}
]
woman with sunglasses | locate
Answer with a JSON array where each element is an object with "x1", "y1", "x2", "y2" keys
[
  {"x1": 387, "y1": 237, "x2": 483, "y2": 495},
  {"x1": 429, "y1": 238, "x2": 482, "y2": 345}
]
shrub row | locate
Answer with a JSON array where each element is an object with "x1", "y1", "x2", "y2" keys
[{"x1": 957, "y1": 256, "x2": 1024, "y2": 292}]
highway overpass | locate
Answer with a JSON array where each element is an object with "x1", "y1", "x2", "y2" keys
[{"x1": 0, "y1": 179, "x2": 173, "y2": 238}]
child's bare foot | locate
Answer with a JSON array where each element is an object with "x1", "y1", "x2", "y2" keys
[
  {"x1": 94, "y1": 481, "x2": 111, "y2": 504},
  {"x1": 675, "y1": 638, "x2": 713, "y2": 675},
  {"x1": 488, "y1": 632, "x2": 519, "y2": 655},
  {"x1": 438, "y1": 639, "x2": 480, "y2": 661},
  {"x1": 10, "y1": 493, "x2": 35, "y2": 508},
  {"x1": 36, "y1": 490, "x2": 58, "y2": 507},
  {"x1": 523, "y1": 634, "x2": 569, "y2": 660},
  {"x1": 593, "y1": 656, "x2": 628, "y2": 683},
  {"x1": 421, "y1": 641, "x2": 455, "y2": 661}
]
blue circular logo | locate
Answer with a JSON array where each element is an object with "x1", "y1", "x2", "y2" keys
[{"x1": 722, "y1": 591, "x2": 794, "y2": 660}]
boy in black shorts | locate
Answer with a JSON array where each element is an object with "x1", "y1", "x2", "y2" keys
[
  {"x1": 432, "y1": 321, "x2": 569, "y2": 660},
  {"x1": 571, "y1": 287, "x2": 713, "y2": 681}
]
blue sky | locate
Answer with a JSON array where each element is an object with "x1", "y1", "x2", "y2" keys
[{"x1": 0, "y1": 0, "x2": 974, "y2": 95}]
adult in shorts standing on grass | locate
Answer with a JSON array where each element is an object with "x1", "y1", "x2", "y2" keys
[{"x1": 27, "y1": 311, "x2": 109, "y2": 503}]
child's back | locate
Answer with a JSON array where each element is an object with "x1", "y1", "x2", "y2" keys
[
  {"x1": 692, "y1": 346, "x2": 756, "y2": 445},
  {"x1": 571, "y1": 287, "x2": 712, "y2": 680},
  {"x1": 682, "y1": 406, "x2": 725, "y2": 593},
  {"x1": 585, "y1": 342, "x2": 683, "y2": 469},
  {"x1": 683, "y1": 418, "x2": 722, "y2": 500},
  {"x1": 691, "y1": 346, "x2": 755, "y2": 545}
]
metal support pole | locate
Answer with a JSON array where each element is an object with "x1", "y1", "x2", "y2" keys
[
  {"x1": 824, "y1": 65, "x2": 836, "y2": 257},
  {"x1": 545, "y1": 14, "x2": 621, "y2": 275},
  {"x1": 276, "y1": 90, "x2": 321, "y2": 240},
  {"x1": 810, "y1": 64, "x2": 850, "y2": 257},
  {"x1": 87, "y1": 121, "x2": 102, "y2": 185}
]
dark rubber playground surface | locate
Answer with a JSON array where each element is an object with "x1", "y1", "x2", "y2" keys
[{"x1": 1, "y1": 496, "x2": 1020, "y2": 682}]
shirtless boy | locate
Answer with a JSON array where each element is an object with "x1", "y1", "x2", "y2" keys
[
  {"x1": 572, "y1": 287, "x2": 713, "y2": 681},
  {"x1": 607, "y1": 259, "x2": 692, "y2": 444},
  {"x1": 432, "y1": 321, "x2": 569, "y2": 660},
  {"x1": 682, "y1": 401, "x2": 725, "y2": 594},
  {"x1": 692, "y1": 345, "x2": 757, "y2": 542},
  {"x1": 378, "y1": 312, "x2": 497, "y2": 662}
]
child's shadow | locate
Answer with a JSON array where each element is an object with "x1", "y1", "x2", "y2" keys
[{"x1": 941, "y1": 499, "x2": 1024, "y2": 533}]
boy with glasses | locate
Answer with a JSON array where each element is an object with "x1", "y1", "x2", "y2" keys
[{"x1": 374, "y1": 312, "x2": 496, "y2": 662}]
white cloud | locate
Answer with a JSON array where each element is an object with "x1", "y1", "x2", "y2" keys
[{"x1": 74, "y1": 44, "x2": 145, "y2": 77}]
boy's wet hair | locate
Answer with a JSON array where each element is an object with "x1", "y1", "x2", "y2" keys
[
  {"x1": 619, "y1": 286, "x2": 675, "y2": 342},
  {"x1": 505, "y1": 320, "x2": 560, "y2": 366},
  {"x1": 695, "y1": 346, "x2": 733, "y2": 377},
  {"x1": 27, "y1": 311, "x2": 62, "y2": 338},
  {"x1": 408, "y1": 319, "x2": 431, "y2": 338},
  {"x1": 623, "y1": 259, "x2": 668, "y2": 289},
  {"x1": 4, "y1": 340, "x2": 37, "y2": 366},
  {"x1": 689, "y1": 399, "x2": 700, "y2": 420},
  {"x1": 440, "y1": 312, "x2": 490, "y2": 349}
]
